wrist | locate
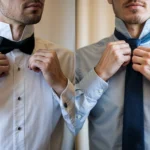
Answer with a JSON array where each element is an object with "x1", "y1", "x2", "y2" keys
[
  {"x1": 94, "y1": 67, "x2": 109, "y2": 81},
  {"x1": 52, "y1": 76, "x2": 68, "y2": 96}
]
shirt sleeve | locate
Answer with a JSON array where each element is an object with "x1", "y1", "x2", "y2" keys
[
  {"x1": 75, "y1": 68, "x2": 108, "y2": 134},
  {"x1": 52, "y1": 79, "x2": 75, "y2": 135}
]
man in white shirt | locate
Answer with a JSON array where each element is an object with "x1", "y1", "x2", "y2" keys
[{"x1": 0, "y1": 0, "x2": 75, "y2": 149}]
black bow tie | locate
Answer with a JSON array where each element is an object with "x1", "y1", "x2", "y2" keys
[{"x1": 0, "y1": 34, "x2": 35, "y2": 55}]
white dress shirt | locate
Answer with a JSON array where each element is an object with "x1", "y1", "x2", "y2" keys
[{"x1": 0, "y1": 22, "x2": 75, "y2": 150}]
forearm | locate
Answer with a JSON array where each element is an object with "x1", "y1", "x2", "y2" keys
[
  {"x1": 53, "y1": 79, "x2": 75, "y2": 134},
  {"x1": 75, "y1": 69, "x2": 108, "y2": 134}
]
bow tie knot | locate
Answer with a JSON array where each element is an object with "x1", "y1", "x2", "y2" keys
[{"x1": 0, "y1": 34, "x2": 35, "y2": 55}]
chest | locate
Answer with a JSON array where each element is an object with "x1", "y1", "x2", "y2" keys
[
  {"x1": 0, "y1": 51, "x2": 58, "y2": 134},
  {"x1": 90, "y1": 67, "x2": 150, "y2": 120}
]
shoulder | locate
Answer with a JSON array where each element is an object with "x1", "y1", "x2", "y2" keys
[
  {"x1": 77, "y1": 36, "x2": 113, "y2": 55},
  {"x1": 76, "y1": 36, "x2": 113, "y2": 62},
  {"x1": 34, "y1": 37, "x2": 74, "y2": 56},
  {"x1": 34, "y1": 37, "x2": 74, "y2": 81},
  {"x1": 76, "y1": 36, "x2": 114, "y2": 76}
]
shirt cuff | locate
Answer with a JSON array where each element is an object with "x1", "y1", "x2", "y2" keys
[
  {"x1": 52, "y1": 79, "x2": 75, "y2": 134},
  {"x1": 77, "y1": 68, "x2": 108, "y2": 100}
]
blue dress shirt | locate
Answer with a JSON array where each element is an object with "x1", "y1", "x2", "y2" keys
[{"x1": 75, "y1": 17, "x2": 150, "y2": 150}]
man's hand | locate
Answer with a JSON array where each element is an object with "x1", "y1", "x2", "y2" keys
[
  {"x1": 95, "y1": 41, "x2": 131, "y2": 81},
  {"x1": 132, "y1": 46, "x2": 150, "y2": 80},
  {"x1": 28, "y1": 50, "x2": 67, "y2": 96},
  {"x1": 0, "y1": 53, "x2": 10, "y2": 77}
]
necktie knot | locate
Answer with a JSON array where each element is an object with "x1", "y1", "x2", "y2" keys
[
  {"x1": 114, "y1": 29, "x2": 150, "y2": 49},
  {"x1": 127, "y1": 39, "x2": 141, "y2": 50}
]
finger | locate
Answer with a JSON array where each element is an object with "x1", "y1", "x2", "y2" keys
[
  {"x1": 133, "y1": 64, "x2": 150, "y2": 79},
  {"x1": 122, "y1": 61, "x2": 130, "y2": 66},
  {"x1": 33, "y1": 52, "x2": 53, "y2": 58},
  {"x1": 0, "y1": 66, "x2": 9, "y2": 73},
  {"x1": 132, "y1": 64, "x2": 141, "y2": 72},
  {"x1": 31, "y1": 67, "x2": 41, "y2": 72},
  {"x1": 28, "y1": 60, "x2": 40, "y2": 72},
  {"x1": 36, "y1": 49, "x2": 52, "y2": 52},
  {"x1": 0, "y1": 54, "x2": 7, "y2": 60},
  {"x1": 108, "y1": 41, "x2": 126, "y2": 48},
  {"x1": 137, "y1": 46, "x2": 150, "y2": 52},
  {"x1": 111, "y1": 40, "x2": 126, "y2": 44},
  {"x1": 109, "y1": 42, "x2": 130, "y2": 49},
  {"x1": 0, "y1": 59, "x2": 9, "y2": 66},
  {"x1": 116, "y1": 43, "x2": 131, "y2": 50},
  {"x1": 133, "y1": 49, "x2": 149, "y2": 57},
  {"x1": 30, "y1": 60, "x2": 44, "y2": 72},
  {"x1": 115, "y1": 43, "x2": 130, "y2": 48},
  {"x1": 0, "y1": 71, "x2": 9, "y2": 77},
  {"x1": 121, "y1": 47, "x2": 131, "y2": 55},
  {"x1": 31, "y1": 55, "x2": 50, "y2": 64},
  {"x1": 123, "y1": 55, "x2": 131, "y2": 63},
  {"x1": 132, "y1": 56, "x2": 144, "y2": 65},
  {"x1": 33, "y1": 51, "x2": 56, "y2": 59},
  {"x1": 35, "y1": 49, "x2": 56, "y2": 54}
]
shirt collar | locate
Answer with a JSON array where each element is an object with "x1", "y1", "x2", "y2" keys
[
  {"x1": 115, "y1": 17, "x2": 150, "y2": 39},
  {"x1": 0, "y1": 21, "x2": 34, "y2": 41}
]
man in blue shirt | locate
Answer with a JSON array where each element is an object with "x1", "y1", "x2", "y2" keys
[{"x1": 76, "y1": 0, "x2": 150, "y2": 149}]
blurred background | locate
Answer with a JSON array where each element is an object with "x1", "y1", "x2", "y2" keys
[
  {"x1": 76, "y1": 0, "x2": 115, "y2": 49},
  {"x1": 76, "y1": 0, "x2": 115, "y2": 150},
  {"x1": 35, "y1": 0, "x2": 75, "y2": 51}
]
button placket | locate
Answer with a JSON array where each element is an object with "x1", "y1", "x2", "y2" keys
[
  {"x1": 13, "y1": 56, "x2": 25, "y2": 150},
  {"x1": 18, "y1": 127, "x2": 22, "y2": 131},
  {"x1": 17, "y1": 97, "x2": 21, "y2": 101}
]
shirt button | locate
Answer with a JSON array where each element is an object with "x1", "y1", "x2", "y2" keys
[
  {"x1": 98, "y1": 89, "x2": 103, "y2": 94},
  {"x1": 18, "y1": 67, "x2": 21, "y2": 71},
  {"x1": 18, "y1": 127, "x2": 22, "y2": 131},
  {"x1": 76, "y1": 115, "x2": 82, "y2": 120},
  {"x1": 18, "y1": 97, "x2": 21, "y2": 101},
  {"x1": 64, "y1": 103, "x2": 68, "y2": 108}
]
